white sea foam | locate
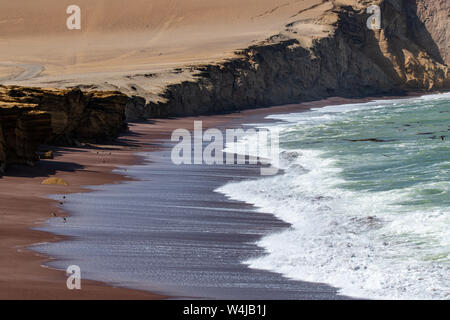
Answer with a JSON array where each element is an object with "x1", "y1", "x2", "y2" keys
[{"x1": 216, "y1": 94, "x2": 450, "y2": 300}]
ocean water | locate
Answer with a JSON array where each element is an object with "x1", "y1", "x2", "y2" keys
[{"x1": 217, "y1": 93, "x2": 450, "y2": 299}]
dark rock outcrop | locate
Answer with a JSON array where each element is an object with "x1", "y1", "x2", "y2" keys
[
  {"x1": 0, "y1": 104, "x2": 52, "y2": 172},
  {"x1": 126, "y1": 0, "x2": 448, "y2": 120},
  {"x1": 0, "y1": 86, "x2": 129, "y2": 144},
  {"x1": 0, "y1": 86, "x2": 128, "y2": 174},
  {"x1": 407, "y1": 0, "x2": 449, "y2": 65}
]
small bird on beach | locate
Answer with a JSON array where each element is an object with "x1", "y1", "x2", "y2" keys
[
  {"x1": 59, "y1": 202, "x2": 64, "y2": 206},
  {"x1": 51, "y1": 212, "x2": 57, "y2": 217},
  {"x1": 62, "y1": 217, "x2": 67, "y2": 223}
]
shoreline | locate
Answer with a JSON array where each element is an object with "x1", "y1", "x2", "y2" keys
[
  {"x1": 0, "y1": 93, "x2": 439, "y2": 299},
  {"x1": 0, "y1": 127, "x2": 166, "y2": 299}
]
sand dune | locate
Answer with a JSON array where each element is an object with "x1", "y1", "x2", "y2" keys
[
  {"x1": 1, "y1": 0, "x2": 327, "y2": 37},
  {"x1": 0, "y1": 0, "x2": 332, "y2": 86}
]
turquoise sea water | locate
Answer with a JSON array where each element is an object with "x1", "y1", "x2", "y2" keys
[{"x1": 218, "y1": 93, "x2": 450, "y2": 299}]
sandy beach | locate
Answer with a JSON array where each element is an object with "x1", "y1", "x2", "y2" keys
[
  {"x1": 0, "y1": 0, "x2": 448, "y2": 301},
  {"x1": 0, "y1": 124, "x2": 164, "y2": 299},
  {"x1": 1, "y1": 94, "x2": 416, "y2": 299}
]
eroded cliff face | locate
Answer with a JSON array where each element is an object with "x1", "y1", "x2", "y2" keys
[
  {"x1": 0, "y1": 0, "x2": 448, "y2": 172},
  {"x1": 0, "y1": 86, "x2": 128, "y2": 174},
  {"x1": 126, "y1": 0, "x2": 448, "y2": 119},
  {"x1": 0, "y1": 103, "x2": 52, "y2": 172},
  {"x1": 407, "y1": 0, "x2": 449, "y2": 66}
]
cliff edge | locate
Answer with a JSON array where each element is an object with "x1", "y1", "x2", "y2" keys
[
  {"x1": 127, "y1": 0, "x2": 449, "y2": 119},
  {"x1": 0, "y1": 86, "x2": 128, "y2": 174},
  {"x1": 0, "y1": 0, "x2": 448, "y2": 172}
]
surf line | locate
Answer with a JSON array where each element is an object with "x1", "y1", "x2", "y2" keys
[{"x1": 171, "y1": 120, "x2": 280, "y2": 176}]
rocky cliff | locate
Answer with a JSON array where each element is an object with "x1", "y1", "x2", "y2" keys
[
  {"x1": 0, "y1": 103, "x2": 52, "y2": 172},
  {"x1": 1, "y1": 0, "x2": 448, "y2": 172},
  {"x1": 408, "y1": 0, "x2": 449, "y2": 66},
  {"x1": 126, "y1": 0, "x2": 449, "y2": 119},
  {"x1": 0, "y1": 86, "x2": 128, "y2": 174}
]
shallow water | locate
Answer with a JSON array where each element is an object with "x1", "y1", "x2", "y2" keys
[
  {"x1": 33, "y1": 148, "x2": 342, "y2": 299},
  {"x1": 218, "y1": 93, "x2": 450, "y2": 299}
]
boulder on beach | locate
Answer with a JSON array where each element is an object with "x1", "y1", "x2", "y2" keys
[
  {"x1": 41, "y1": 177, "x2": 68, "y2": 186},
  {"x1": 39, "y1": 151, "x2": 54, "y2": 159}
]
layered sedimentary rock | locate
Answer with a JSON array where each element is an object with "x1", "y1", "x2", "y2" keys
[
  {"x1": 0, "y1": 103, "x2": 52, "y2": 172},
  {"x1": 0, "y1": 86, "x2": 129, "y2": 144},
  {"x1": 408, "y1": 0, "x2": 449, "y2": 66},
  {"x1": 126, "y1": 0, "x2": 449, "y2": 119},
  {"x1": 0, "y1": 86, "x2": 128, "y2": 173}
]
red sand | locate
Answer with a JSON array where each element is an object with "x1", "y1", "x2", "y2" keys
[{"x1": 0, "y1": 95, "x2": 416, "y2": 299}]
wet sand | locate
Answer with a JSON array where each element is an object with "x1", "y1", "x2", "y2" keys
[
  {"x1": 0, "y1": 129, "x2": 165, "y2": 299},
  {"x1": 0, "y1": 95, "x2": 419, "y2": 299}
]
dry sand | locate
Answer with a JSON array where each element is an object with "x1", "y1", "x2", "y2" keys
[
  {"x1": 0, "y1": 130, "x2": 166, "y2": 299},
  {"x1": 0, "y1": 0, "x2": 335, "y2": 92}
]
